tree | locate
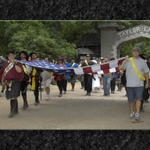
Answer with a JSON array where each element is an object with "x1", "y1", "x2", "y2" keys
[
  {"x1": 0, "y1": 21, "x2": 77, "y2": 59},
  {"x1": 1, "y1": 20, "x2": 150, "y2": 59}
]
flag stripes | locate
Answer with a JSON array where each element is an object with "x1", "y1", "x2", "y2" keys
[{"x1": 17, "y1": 57, "x2": 125, "y2": 75}]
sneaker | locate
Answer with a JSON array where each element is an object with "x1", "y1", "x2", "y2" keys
[
  {"x1": 103, "y1": 94, "x2": 110, "y2": 96},
  {"x1": 87, "y1": 93, "x2": 91, "y2": 96},
  {"x1": 140, "y1": 108, "x2": 144, "y2": 112},
  {"x1": 22, "y1": 104, "x2": 29, "y2": 110},
  {"x1": 8, "y1": 113, "x2": 15, "y2": 118},
  {"x1": 130, "y1": 112, "x2": 135, "y2": 119},
  {"x1": 58, "y1": 94, "x2": 62, "y2": 97},
  {"x1": 135, "y1": 113, "x2": 140, "y2": 120},
  {"x1": 34, "y1": 102, "x2": 40, "y2": 106}
]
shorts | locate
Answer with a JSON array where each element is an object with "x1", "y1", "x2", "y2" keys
[
  {"x1": 126, "y1": 87, "x2": 144, "y2": 102},
  {"x1": 43, "y1": 79, "x2": 52, "y2": 88}
]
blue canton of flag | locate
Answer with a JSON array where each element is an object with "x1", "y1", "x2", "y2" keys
[{"x1": 17, "y1": 60, "x2": 74, "y2": 73}]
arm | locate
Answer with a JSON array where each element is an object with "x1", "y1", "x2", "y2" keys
[
  {"x1": 143, "y1": 61, "x2": 150, "y2": 88},
  {"x1": 145, "y1": 72, "x2": 149, "y2": 89},
  {"x1": 119, "y1": 56, "x2": 129, "y2": 70}
]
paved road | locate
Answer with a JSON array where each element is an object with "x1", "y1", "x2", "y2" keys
[{"x1": 0, "y1": 82, "x2": 150, "y2": 129}]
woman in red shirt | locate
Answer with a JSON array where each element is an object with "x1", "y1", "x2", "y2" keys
[{"x1": 54, "y1": 59, "x2": 67, "y2": 97}]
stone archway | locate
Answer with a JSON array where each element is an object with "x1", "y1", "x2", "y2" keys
[{"x1": 112, "y1": 25, "x2": 150, "y2": 58}]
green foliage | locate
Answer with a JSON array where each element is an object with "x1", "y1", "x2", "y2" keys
[
  {"x1": 1, "y1": 20, "x2": 150, "y2": 59},
  {"x1": 0, "y1": 21, "x2": 77, "y2": 60},
  {"x1": 119, "y1": 38, "x2": 150, "y2": 58},
  {"x1": 60, "y1": 21, "x2": 96, "y2": 44}
]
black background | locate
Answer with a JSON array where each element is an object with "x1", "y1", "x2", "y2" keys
[
  {"x1": 0, "y1": 0, "x2": 150, "y2": 149},
  {"x1": 0, "y1": 0, "x2": 150, "y2": 20}
]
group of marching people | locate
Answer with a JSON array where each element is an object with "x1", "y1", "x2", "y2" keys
[
  {"x1": 0, "y1": 51, "x2": 80, "y2": 118},
  {"x1": 0, "y1": 48, "x2": 150, "y2": 121},
  {"x1": 78, "y1": 55, "x2": 123, "y2": 97}
]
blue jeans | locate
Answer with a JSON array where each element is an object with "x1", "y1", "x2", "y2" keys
[{"x1": 103, "y1": 75, "x2": 111, "y2": 95}]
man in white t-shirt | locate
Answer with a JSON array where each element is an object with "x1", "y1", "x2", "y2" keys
[
  {"x1": 41, "y1": 58, "x2": 52, "y2": 101},
  {"x1": 121, "y1": 47, "x2": 149, "y2": 121}
]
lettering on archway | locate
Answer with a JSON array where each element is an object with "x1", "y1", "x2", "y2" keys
[{"x1": 112, "y1": 25, "x2": 150, "y2": 58}]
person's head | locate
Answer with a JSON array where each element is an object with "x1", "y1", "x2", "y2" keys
[
  {"x1": 30, "y1": 52, "x2": 38, "y2": 60},
  {"x1": 44, "y1": 57, "x2": 49, "y2": 62},
  {"x1": 132, "y1": 47, "x2": 141, "y2": 57},
  {"x1": 71, "y1": 58, "x2": 75, "y2": 63},
  {"x1": 7, "y1": 51, "x2": 16, "y2": 60},
  {"x1": 58, "y1": 59, "x2": 63, "y2": 64},
  {"x1": 92, "y1": 60, "x2": 97, "y2": 64},
  {"x1": 103, "y1": 58, "x2": 108, "y2": 63},
  {"x1": 64, "y1": 58, "x2": 67, "y2": 63},
  {"x1": 100, "y1": 57, "x2": 104, "y2": 63},
  {"x1": 19, "y1": 51, "x2": 28, "y2": 60},
  {"x1": 86, "y1": 55, "x2": 91, "y2": 61},
  {"x1": 28, "y1": 57, "x2": 31, "y2": 61},
  {"x1": 79, "y1": 59, "x2": 83, "y2": 64},
  {"x1": 110, "y1": 57, "x2": 115, "y2": 61}
]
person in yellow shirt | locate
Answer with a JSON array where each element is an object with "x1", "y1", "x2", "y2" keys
[
  {"x1": 121, "y1": 47, "x2": 149, "y2": 121},
  {"x1": 30, "y1": 52, "x2": 42, "y2": 105}
]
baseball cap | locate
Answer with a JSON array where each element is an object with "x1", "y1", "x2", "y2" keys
[{"x1": 133, "y1": 47, "x2": 141, "y2": 52}]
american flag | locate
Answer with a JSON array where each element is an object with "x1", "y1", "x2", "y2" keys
[
  {"x1": 17, "y1": 60, "x2": 74, "y2": 73},
  {"x1": 74, "y1": 57, "x2": 125, "y2": 75},
  {"x1": 17, "y1": 57, "x2": 125, "y2": 75}
]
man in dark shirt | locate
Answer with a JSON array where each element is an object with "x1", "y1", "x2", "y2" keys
[{"x1": 81, "y1": 55, "x2": 93, "y2": 96}]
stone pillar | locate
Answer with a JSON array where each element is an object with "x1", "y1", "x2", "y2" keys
[{"x1": 98, "y1": 23, "x2": 120, "y2": 59}]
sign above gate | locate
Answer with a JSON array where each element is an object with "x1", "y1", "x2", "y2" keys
[
  {"x1": 118, "y1": 25, "x2": 150, "y2": 39},
  {"x1": 112, "y1": 24, "x2": 150, "y2": 58}
]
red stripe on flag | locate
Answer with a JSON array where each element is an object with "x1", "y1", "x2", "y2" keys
[
  {"x1": 92, "y1": 72, "x2": 97, "y2": 74},
  {"x1": 115, "y1": 67, "x2": 120, "y2": 72},
  {"x1": 101, "y1": 63, "x2": 109, "y2": 70},
  {"x1": 103, "y1": 69, "x2": 110, "y2": 74},
  {"x1": 83, "y1": 67, "x2": 92, "y2": 74},
  {"x1": 118, "y1": 59, "x2": 124, "y2": 65}
]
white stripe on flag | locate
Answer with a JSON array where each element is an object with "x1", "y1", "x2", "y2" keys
[
  {"x1": 110, "y1": 60, "x2": 118, "y2": 68},
  {"x1": 91, "y1": 64, "x2": 101, "y2": 72},
  {"x1": 109, "y1": 68, "x2": 116, "y2": 73},
  {"x1": 74, "y1": 67, "x2": 84, "y2": 75},
  {"x1": 97, "y1": 70, "x2": 104, "y2": 75}
]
